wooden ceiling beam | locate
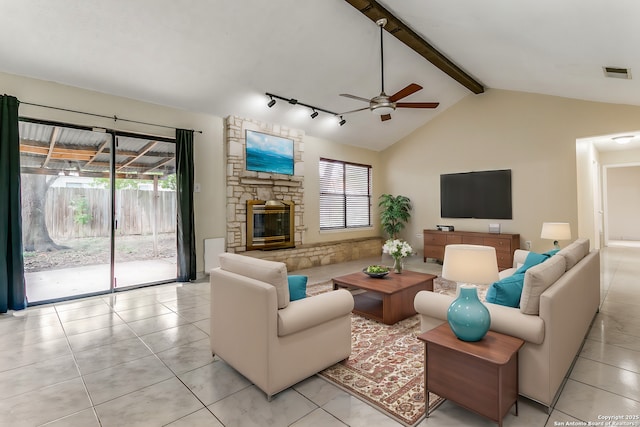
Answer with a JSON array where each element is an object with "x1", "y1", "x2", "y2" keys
[
  {"x1": 84, "y1": 139, "x2": 109, "y2": 168},
  {"x1": 42, "y1": 126, "x2": 60, "y2": 169},
  {"x1": 117, "y1": 140, "x2": 159, "y2": 172},
  {"x1": 20, "y1": 144, "x2": 97, "y2": 161},
  {"x1": 144, "y1": 157, "x2": 174, "y2": 174},
  {"x1": 343, "y1": 0, "x2": 484, "y2": 94}
]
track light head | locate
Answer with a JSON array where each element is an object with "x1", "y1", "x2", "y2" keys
[
  {"x1": 288, "y1": 98, "x2": 298, "y2": 105},
  {"x1": 339, "y1": 116, "x2": 346, "y2": 126},
  {"x1": 267, "y1": 96, "x2": 276, "y2": 108},
  {"x1": 310, "y1": 110, "x2": 319, "y2": 119}
]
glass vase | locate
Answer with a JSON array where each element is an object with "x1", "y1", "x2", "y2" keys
[
  {"x1": 393, "y1": 257, "x2": 403, "y2": 274},
  {"x1": 447, "y1": 285, "x2": 491, "y2": 341}
]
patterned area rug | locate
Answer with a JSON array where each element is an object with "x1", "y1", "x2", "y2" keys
[
  {"x1": 319, "y1": 313, "x2": 436, "y2": 426},
  {"x1": 309, "y1": 278, "x2": 487, "y2": 426}
]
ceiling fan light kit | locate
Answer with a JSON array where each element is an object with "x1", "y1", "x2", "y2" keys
[{"x1": 338, "y1": 17, "x2": 439, "y2": 122}]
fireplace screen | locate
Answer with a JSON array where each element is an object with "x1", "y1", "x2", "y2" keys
[{"x1": 246, "y1": 200, "x2": 295, "y2": 250}]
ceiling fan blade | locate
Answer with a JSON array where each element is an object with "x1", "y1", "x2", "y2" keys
[
  {"x1": 380, "y1": 114, "x2": 392, "y2": 121},
  {"x1": 396, "y1": 102, "x2": 440, "y2": 109},
  {"x1": 340, "y1": 106, "x2": 371, "y2": 115},
  {"x1": 389, "y1": 83, "x2": 423, "y2": 102},
  {"x1": 339, "y1": 93, "x2": 371, "y2": 103}
]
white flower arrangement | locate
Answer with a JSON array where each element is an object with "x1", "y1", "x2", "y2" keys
[{"x1": 382, "y1": 239, "x2": 413, "y2": 259}]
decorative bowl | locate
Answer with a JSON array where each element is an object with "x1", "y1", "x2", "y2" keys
[{"x1": 362, "y1": 266, "x2": 390, "y2": 278}]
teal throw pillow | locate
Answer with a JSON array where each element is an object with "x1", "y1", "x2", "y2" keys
[
  {"x1": 485, "y1": 273, "x2": 525, "y2": 308},
  {"x1": 287, "y1": 275, "x2": 308, "y2": 301},
  {"x1": 515, "y1": 249, "x2": 559, "y2": 275},
  {"x1": 544, "y1": 249, "x2": 560, "y2": 257}
]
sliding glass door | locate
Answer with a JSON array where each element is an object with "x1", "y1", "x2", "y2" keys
[
  {"x1": 20, "y1": 122, "x2": 113, "y2": 302},
  {"x1": 19, "y1": 120, "x2": 177, "y2": 303},
  {"x1": 113, "y1": 134, "x2": 177, "y2": 289}
]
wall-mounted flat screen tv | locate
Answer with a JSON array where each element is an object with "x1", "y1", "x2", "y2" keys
[
  {"x1": 440, "y1": 169, "x2": 512, "y2": 219},
  {"x1": 245, "y1": 130, "x2": 294, "y2": 175}
]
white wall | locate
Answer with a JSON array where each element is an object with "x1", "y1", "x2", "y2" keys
[
  {"x1": 597, "y1": 148, "x2": 640, "y2": 244},
  {"x1": 381, "y1": 89, "x2": 640, "y2": 253},
  {"x1": 604, "y1": 165, "x2": 640, "y2": 241}
]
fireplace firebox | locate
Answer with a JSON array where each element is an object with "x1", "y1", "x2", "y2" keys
[{"x1": 246, "y1": 200, "x2": 295, "y2": 251}]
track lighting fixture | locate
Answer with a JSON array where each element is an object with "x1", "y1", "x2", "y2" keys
[{"x1": 264, "y1": 92, "x2": 344, "y2": 126}]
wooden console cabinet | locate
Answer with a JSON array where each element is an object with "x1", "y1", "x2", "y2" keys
[{"x1": 423, "y1": 230, "x2": 520, "y2": 270}]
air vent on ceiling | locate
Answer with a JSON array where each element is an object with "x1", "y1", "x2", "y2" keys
[{"x1": 603, "y1": 66, "x2": 632, "y2": 79}]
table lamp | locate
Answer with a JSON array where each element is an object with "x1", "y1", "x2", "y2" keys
[
  {"x1": 442, "y1": 244, "x2": 499, "y2": 341},
  {"x1": 540, "y1": 222, "x2": 571, "y2": 250}
]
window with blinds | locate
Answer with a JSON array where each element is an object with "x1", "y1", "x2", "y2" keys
[{"x1": 319, "y1": 158, "x2": 372, "y2": 230}]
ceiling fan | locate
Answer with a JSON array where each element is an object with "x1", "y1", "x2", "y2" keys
[{"x1": 340, "y1": 18, "x2": 439, "y2": 122}]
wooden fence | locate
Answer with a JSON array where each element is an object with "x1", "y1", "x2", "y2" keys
[{"x1": 45, "y1": 187, "x2": 177, "y2": 239}]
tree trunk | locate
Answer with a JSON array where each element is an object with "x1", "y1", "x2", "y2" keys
[{"x1": 21, "y1": 174, "x2": 67, "y2": 252}]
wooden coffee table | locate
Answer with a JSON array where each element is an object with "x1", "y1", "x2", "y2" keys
[{"x1": 332, "y1": 270, "x2": 435, "y2": 325}]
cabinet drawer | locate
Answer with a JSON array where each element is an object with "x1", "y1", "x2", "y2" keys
[
  {"x1": 446, "y1": 235, "x2": 463, "y2": 244},
  {"x1": 496, "y1": 253, "x2": 511, "y2": 269},
  {"x1": 462, "y1": 235, "x2": 484, "y2": 245},
  {"x1": 484, "y1": 237, "x2": 511, "y2": 253},
  {"x1": 424, "y1": 233, "x2": 446, "y2": 245},
  {"x1": 424, "y1": 246, "x2": 445, "y2": 260}
]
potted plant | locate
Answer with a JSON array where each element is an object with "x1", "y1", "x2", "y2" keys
[{"x1": 378, "y1": 194, "x2": 412, "y2": 239}]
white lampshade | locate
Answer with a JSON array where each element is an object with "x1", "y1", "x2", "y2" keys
[
  {"x1": 540, "y1": 222, "x2": 571, "y2": 241},
  {"x1": 441, "y1": 244, "x2": 500, "y2": 285}
]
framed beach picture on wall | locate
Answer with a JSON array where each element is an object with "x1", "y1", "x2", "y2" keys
[{"x1": 245, "y1": 130, "x2": 294, "y2": 175}]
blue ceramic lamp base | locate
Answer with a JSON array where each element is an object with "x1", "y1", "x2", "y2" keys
[{"x1": 447, "y1": 284, "x2": 491, "y2": 342}]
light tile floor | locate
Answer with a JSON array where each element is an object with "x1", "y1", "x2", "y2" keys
[{"x1": 1, "y1": 246, "x2": 639, "y2": 426}]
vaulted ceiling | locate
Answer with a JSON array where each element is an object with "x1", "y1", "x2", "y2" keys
[{"x1": 2, "y1": 0, "x2": 640, "y2": 151}]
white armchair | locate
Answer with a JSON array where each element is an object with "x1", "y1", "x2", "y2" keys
[{"x1": 210, "y1": 253, "x2": 354, "y2": 399}]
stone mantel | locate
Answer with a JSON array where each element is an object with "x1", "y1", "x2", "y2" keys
[{"x1": 239, "y1": 177, "x2": 302, "y2": 187}]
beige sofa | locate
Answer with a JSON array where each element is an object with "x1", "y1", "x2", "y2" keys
[
  {"x1": 210, "y1": 253, "x2": 354, "y2": 399},
  {"x1": 414, "y1": 238, "x2": 600, "y2": 408}
]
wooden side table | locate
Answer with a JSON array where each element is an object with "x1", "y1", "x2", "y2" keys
[{"x1": 417, "y1": 323, "x2": 524, "y2": 427}]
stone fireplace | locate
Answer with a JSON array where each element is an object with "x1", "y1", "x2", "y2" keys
[
  {"x1": 225, "y1": 116, "x2": 305, "y2": 253},
  {"x1": 224, "y1": 115, "x2": 383, "y2": 270}
]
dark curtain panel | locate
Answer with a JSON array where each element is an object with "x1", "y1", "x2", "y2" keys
[
  {"x1": 176, "y1": 129, "x2": 196, "y2": 281},
  {"x1": 0, "y1": 95, "x2": 26, "y2": 312}
]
